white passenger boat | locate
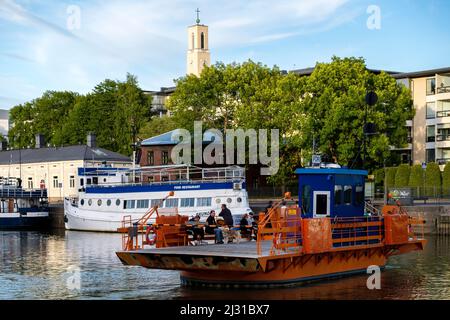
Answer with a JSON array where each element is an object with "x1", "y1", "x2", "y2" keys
[{"x1": 64, "y1": 165, "x2": 253, "y2": 232}]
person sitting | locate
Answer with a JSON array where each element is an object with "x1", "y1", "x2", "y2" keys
[
  {"x1": 219, "y1": 204, "x2": 234, "y2": 227},
  {"x1": 206, "y1": 210, "x2": 224, "y2": 244},
  {"x1": 187, "y1": 214, "x2": 204, "y2": 244},
  {"x1": 240, "y1": 213, "x2": 252, "y2": 240}
]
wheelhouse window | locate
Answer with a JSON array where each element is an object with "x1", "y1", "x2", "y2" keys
[
  {"x1": 197, "y1": 197, "x2": 212, "y2": 207},
  {"x1": 165, "y1": 198, "x2": 179, "y2": 208},
  {"x1": 180, "y1": 198, "x2": 195, "y2": 207},
  {"x1": 334, "y1": 185, "x2": 342, "y2": 205},
  {"x1": 343, "y1": 185, "x2": 352, "y2": 205},
  {"x1": 136, "y1": 199, "x2": 149, "y2": 209},
  {"x1": 355, "y1": 185, "x2": 364, "y2": 205},
  {"x1": 301, "y1": 185, "x2": 311, "y2": 214},
  {"x1": 124, "y1": 200, "x2": 136, "y2": 209}
]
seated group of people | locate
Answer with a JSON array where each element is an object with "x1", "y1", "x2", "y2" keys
[{"x1": 187, "y1": 204, "x2": 253, "y2": 244}]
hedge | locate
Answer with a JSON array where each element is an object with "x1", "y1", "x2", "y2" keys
[
  {"x1": 409, "y1": 164, "x2": 424, "y2": 188},
  {"x1": 394, "y1": 164, "x2": 410, "y2": 187},
  {"x1": 385, "y1": 167, "x2": 397, "y2": 188},
  {"x1": 425, "y1": 162, "x2": 442, "y2": 195}
]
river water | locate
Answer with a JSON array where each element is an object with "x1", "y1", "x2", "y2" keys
[{"x1": 1, "y1": 230, "x2": 449, "y2": 300}]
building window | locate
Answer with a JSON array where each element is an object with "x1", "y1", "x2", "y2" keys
[
  {"x1": 53, "y1": 176, "x2": 59, "y2": 188},
  {"x1": 180, "y1": 198, "x2": 195, "y2": 207},
  {"x1": 427, "y1": 77, "x2": 436, "y2": 95},
  {"x1": 196, "y1": 197, "x2": 212, "y2": 207},
  {"x1": 70, "y1": 176, "x2": 75, "y2": 188},
  {"x1": 162, "y1": 151, "x2": 169, "y2": 165},
  {"x1": 136, "y1": 199, "x2": 149, "y2": 209},
  {"x1": 165, "y1": 198, "x2": 179, "y2": 208},
  {"x1": 27, "y1": 178, "x2": 33, "y2": 189},
  {"x1": 147, "y1": 151, "x2": 154, "y2": 166},
  {"x1": 426, "y1": 102, "x2": 436, "y2": 119},
  {"x1": 427, "y1": 125, "x2": 435, "y2": 142},
  {"x1": 201, "y1": 32, "x2": 205, "y2": 49},
  {"x1": 334, "y1": 185, "x2": 342, "y2": 205},
  {"x1": 426, "y1": 149, "x2": 436, "y2": 163},
  {"x1": 344, "y1": 186, "x2": 352, "y2": 205}
]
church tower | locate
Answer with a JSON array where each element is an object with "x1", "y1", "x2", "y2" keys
[{"x1": 187, "y1": 9, "x2": 210, "y2": 77}]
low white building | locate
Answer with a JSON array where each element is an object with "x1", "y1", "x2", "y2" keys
[
  {"x1": 0, "y1": 109, "x2": 10, "y2": 138},
  {"x1": 0, "y1": 134, "x2": 132, "y2": 202}
]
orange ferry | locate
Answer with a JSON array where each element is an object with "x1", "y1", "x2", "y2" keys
[{"x1": 116, "y1": 167, "x2": 426, "y2": 287}]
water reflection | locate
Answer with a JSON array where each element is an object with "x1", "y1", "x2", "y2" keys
[{"x1": 1, "y1": 231, "x2": 450, "y2": 300}]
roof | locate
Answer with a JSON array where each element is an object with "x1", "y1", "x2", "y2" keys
[
  {"x1": 141, "y1": 129, "x2": 220, "y2": 146},
  {"x1": 392, "y1": 67, "x2": 450, "y2": 79},
  {"x1": 0, "y1": 145, "x2": 131, "y2": 165},
  {"x1": 290, "y1": 67, "x2": 401, "y2": 76},
  {"x1": 294, "y1": 168, "x2": 368, "y2": 176}
]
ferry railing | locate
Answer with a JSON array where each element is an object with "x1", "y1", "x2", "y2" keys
[
  {"x1": 331, "y1": 216, "x2": 384, "y2": 248},
  {"x1": 256, "y1": 193, "x2": 302, "y2": 256},
  {"x1": 118, "y1": 191, "x2": 174, "y2": 251}
]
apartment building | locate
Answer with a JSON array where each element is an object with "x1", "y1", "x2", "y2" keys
[{"x1": 393, "y1": 67, "x2": 450, "y2": 168}]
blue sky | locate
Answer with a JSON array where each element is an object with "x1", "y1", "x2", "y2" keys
[{"x1": 0, "y1": 0, "x2": 449, "y2": 109}]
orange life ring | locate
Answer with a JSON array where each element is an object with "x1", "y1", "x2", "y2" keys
[{"x1": 145, "y1": 225, "x2": 157, "y2": 245}]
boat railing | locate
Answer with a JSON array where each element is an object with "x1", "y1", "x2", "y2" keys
[
  {"x1": 0, "y1": 188, "x2": 47, "y2": 199},
  {"x1": 331, "y1": 216, "x2": 384, "y2": 248}
]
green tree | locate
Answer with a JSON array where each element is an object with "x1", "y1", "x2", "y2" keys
[
  {"x1": 138, "y1": 116, "x2": 179, "y2": 140},
  {"x1": 425, "y1": 162, "x2": 442, "y2": 197},
  {"x1": 394, "y1": 164, "x2": 410, "y2": 187},
  {"x1": 301, "y1": 56, "x2": 414, "y2": 169},
  {"x1": 8, "y1": 91, "x2": 78, "y2": 148},
  {"x1": 385, "y1": 167, "x2": 397, "y2": 188}
]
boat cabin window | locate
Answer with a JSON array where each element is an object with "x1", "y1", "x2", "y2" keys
[
  {"x1": 237, "y1": 197, "x2": 242, "y2": 203},
  {"x1": 97, "y1": 199, "x2": 102, "y2": 206},
  {"x1": 80, "y1": 179, "x2": 84, "y2": 186},
  {"x1": 355, "y1": 185, "x2": 364, "y2": 205},
  {"x1": 106, "y1": 199, "x2": 111, "y2": 206},
  {"x1": 301, "y1": 185, "x2": 311, "y2": 214},
  {"x1": 180, "y1": 198, "x2": 195, "y2": 207},
  {"x1": 88, "y1": 199, "x2": 92, "y2": 206},
  {"x1": 124, "y1": 200, "x2": 136, "y2": 209},
  {"x1": 151, "y1": 199, "x2": 162, "y2": 207},
  {"x1": 93, "y1": 177, "x2": 98, "y2": 185},
  {"x1": 334, "y1": 185, "x2": 342, "y2": 205},
  {"x1": 197, "y1": 197, "x2": 212, "y2": 207},
  {"x1": 87, "y1": 178, "x2": 92, "y2": 185},
  {"x1": 137, "y1": 199, "x2": 149, "y2": 209},
  {"x1": 344, "y1": 185, "x2": 352, "y2": 205},
  {"x1": 165, "y1": 198, "x2": 179, "y2": 208},
  {"x1": 80, "y1": 199, "x2": 85, "y2": 206},
  {"x1": 116, "y1": 199, "x2": 121, "y2": 206}
]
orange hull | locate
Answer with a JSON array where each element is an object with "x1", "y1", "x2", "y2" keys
[{"x1": 116, "y1": 240, "x2": 425, "y2": 287}]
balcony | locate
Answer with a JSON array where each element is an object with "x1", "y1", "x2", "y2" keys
[
  {"x1": 437, "y1": 110, "x2": 450, "y2": 118},
  {"x1": 436, "y1": 134, "x2": 450, "y2": 142},
  {"x1": 437, "y1": 86, "x2": 450, "y2": 94}
]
